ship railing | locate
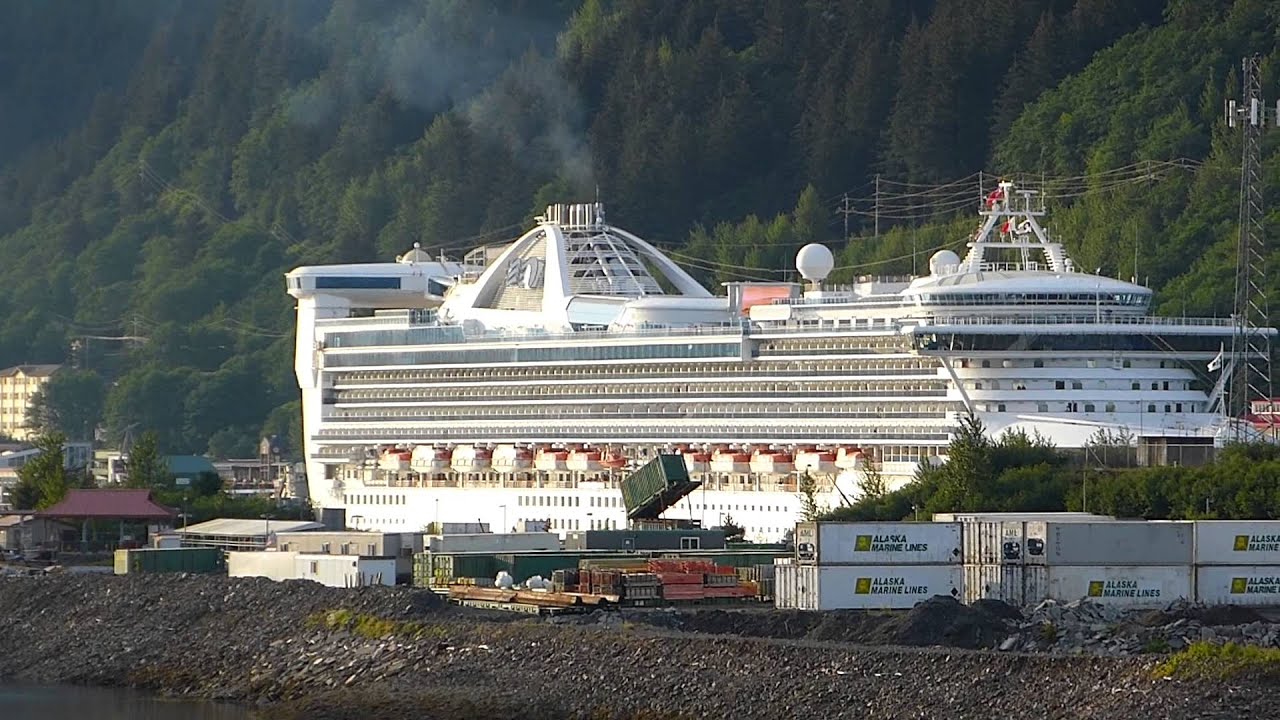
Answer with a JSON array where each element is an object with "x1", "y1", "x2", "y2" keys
[
  {"x1": 333, "y1": 388, "x2": 951, "y2": 403},
  {"x1": 312, "y1": 427, "x2": 952, "y2": 443},
  {"x1": 329, "y1": 363, "x2": 942, "y2": 385},
  {"x1": 921, "y1": 314, "x2": 1237, "y2": 328}
]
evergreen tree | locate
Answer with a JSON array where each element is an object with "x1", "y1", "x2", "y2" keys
[
  {"x1": 11, "y1": 433, "x2": 72, "y2": 510},
  {"x1": 125, "y1": 431, "x2": 169, "y2": 489}
]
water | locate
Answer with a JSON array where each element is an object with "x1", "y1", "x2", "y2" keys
[{"x1": 0, "y1": 685, "x2": 251, "y2": 719}]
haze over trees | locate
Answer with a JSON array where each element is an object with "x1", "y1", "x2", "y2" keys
[{"x1": 0, "y1": 0, "x2": 1276, "y2": 457}]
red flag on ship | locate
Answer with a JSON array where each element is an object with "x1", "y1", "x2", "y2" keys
[
  {"x1": 985, "y1": 187, "x2": 1005, "y2": 208},
  {"x1": 1000, "y1": 219, "x2": 1014, "y2": 234}
]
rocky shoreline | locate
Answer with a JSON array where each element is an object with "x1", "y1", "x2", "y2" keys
[{"x1": 0, "y1": 574, "x2": 1277, "y2": 718}]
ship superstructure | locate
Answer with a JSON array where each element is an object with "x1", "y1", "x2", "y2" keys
[{"x1": 287, "y1": 183, "x2": 1270, "y2": 541}]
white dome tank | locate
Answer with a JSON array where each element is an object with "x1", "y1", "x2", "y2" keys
[
  {"x1": 796, "y1": 243, "x2": 835, "y2": 283},
  {"x1": 928, "y1": 249, "x2": 961, "y2": 276}
]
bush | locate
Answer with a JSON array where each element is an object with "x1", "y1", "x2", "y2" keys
[{"x1": 1154, "y1": 642, "x2": 1280, "y2": 680}]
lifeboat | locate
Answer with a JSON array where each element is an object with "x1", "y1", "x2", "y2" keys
[
  {"x1": 377, "y1": 448, "x2": 411, "y2": 471},
  {"x1": 835, "y1": 447, "x2": 865, "y2": 470},
  {"x1": 491, "y1": 444, "x2": 533, "y2": 474},
  {"x1": 409, "y1": 445, "x2": 450, "y2": 472},
  {"x1": 567, "y1": 448, "x2": 603, "y2": 472},
  {"x1": 534, "y1": 446, "x2": 569, "y2": 472},
  {"x1": 682, "y1": 451, "x2": 710, "y2": 474},
  {"x1": 601, "y1": 452, "x2": 628, "y2": 470},
  {"x1": 750, "y1": 449, "x2": 795, "y2": 475},
  {"x1": 795, "y1": 447, "x2": 837, "y2": 474},
  {"x1": 710, "y1": 448, "x2": 751, "y2": 473},
  {"x1": 450, "y1": 444, "x2": 491, "y2": 473}
]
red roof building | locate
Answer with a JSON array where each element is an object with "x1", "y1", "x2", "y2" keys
[{"x1": 38, "y1": 489, "x2": 177, "y2": 521}]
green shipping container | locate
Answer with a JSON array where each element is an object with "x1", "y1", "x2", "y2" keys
[
  {"x1": 429, "y1": 552, "x2": 495, "y2": 582},
  {"x1": 621, "y1": 455, "x2": 697, "y2": 519},
  {"x1": 114, "y1": 547, "x2": 222, "y2": 575},
  {"x1": 493, "y1": 552, "x2": 583, "y2": 584}
]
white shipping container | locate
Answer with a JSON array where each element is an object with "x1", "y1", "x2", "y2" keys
[
  {"x1": 228, "y1": 550, "x2": 299, "y2": 581},
  {"x1": 427, "y1": 532, "x2": 560, "y2": 554},
  {"x1": 1194, "y1": 521, "x2": 1280, "y2": 565},
  {"x1": 774, "y1": 563, "x2": 961, "y2": 610},
  {"x1": 962, "y1": 521, "x2": 1039, "y2": 565},
  {"x1": 1195, "y1": 565, "x2": 1280, "y2": 606},
  {"x1": 296, "y1": 554, "x2": 396, "y2": 588},
  {"x1": 964, "y1": 563, "x2": 1191, "y2": 607},
  {"x1": 794, "y1": 521, "x2": 962, "y2": 565},
  {"x1": 1034, "y1": 521, "x2": 1193, "y2": 566}
]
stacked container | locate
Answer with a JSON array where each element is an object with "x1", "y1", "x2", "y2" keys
[
  {"x1": 776, "y1": 522, "x2": 962, "y2": 610},
  {"x1": 962, "y1": 519, "x2": 1194, "y2": 607},
  {"x1": 1193, "y1": 521, "x2": 1280, "y2": 606}
]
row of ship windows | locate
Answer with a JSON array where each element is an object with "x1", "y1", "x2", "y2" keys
[
  {"x1": 979, "y1": 402, "x2": 1200, "y2": 413},
  {"x1": 326, "y1": 343, "x2": 741, "y2": 368},
  {"x1": 971, "y1": 380, "x2": 1189, "y2": 391},
  {"x1": 518, "y1": 495, "x2": 622, "y2": 508},
  {"x1": 316, "y1": 426, "x2": 951, "y2": 441},
  {"x1": 954, "y1": 358, "x2": 1177, "y2": 369},
  {"x1": 326, "y1": 405, "x2": 953, "y2": 421},
  {"x1": 335, "y1": 382, "x2": 948, "y2": 402},
  {"x1": 919, "y1": 292, "x2": 1148, "y2": 306},
  {"x1": 344, "y1": 494, "x2": 405, "y2": 506},
  {"x1": 330, "y1": 360, "x2": 939, "y2": 384}
]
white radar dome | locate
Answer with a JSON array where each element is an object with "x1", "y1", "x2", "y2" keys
[
  {"x1": 796, "y1": 243, "x2": 835, "y2": 282},
  {"x1": 929, "y1": 249, "x2": 961, "y2": 276}
]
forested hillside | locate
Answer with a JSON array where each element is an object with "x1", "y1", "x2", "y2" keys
[{"x1": 0, "y1": 0, "x2": 1276, "y2": 458}]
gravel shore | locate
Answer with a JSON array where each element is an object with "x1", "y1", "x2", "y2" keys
[{"x1": 0, "y1": 574, "x2": 1273, "y2": 719}]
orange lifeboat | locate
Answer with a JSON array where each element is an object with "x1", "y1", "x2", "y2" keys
[
  {"x1": 750, "y1": 449, "x2": 795, "y2": 475},
  {"x1": 491, "y1": 445, "x2": 532, "y2": 474},
  {"x1": 378, "y1": 448, "x2": 412, "y2": 471},
  {"x1": 410, "y1": 445, "x2": 450, "y2": 472},
  {"x1": 682, "y1": 451, "x2": 710, "y2": 473},
  {"x1": 601, "y1": 451, "x2": 628, "y2": 470},
  {"x1": 835, "y1": 447, "x2": 865, "y2": 470},
  {"x1": 534, "y1": 446, "x2": 570, "y2": 472},
  {"x1": 795, "y1": 448, "x2": 837, "y2": 474},
  {"x1": 710, "y1": 447, "x2": 751, "y2": 473},
  {"x1": 450, "y1": 444, "x2": 491, "y2": 473},
  {"x1": 567, "y1": 448, "x2": 603, "y2": 472}
]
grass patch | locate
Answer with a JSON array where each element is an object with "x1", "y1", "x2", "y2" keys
[
  {"x1": 1154, "y1": 642, "x2": 1280, "y2": 680},
  {"x1": 306, "y1": 609, "x2": 448, "y2": 640}
]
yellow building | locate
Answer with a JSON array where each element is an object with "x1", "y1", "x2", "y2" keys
[{"x1": 0, "y1": 364, "x2": 61, "y2": 440}]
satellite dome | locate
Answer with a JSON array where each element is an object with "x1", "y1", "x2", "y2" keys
[
  {"x1": 796, "y1": 243, "x2": 835, "y2": 282},
  {"x1": 929, "y1": 249, "x2": 961, "y2": 276},
  {"x1": 397, "y1": 242, "x2": 431, "y2": 264}
]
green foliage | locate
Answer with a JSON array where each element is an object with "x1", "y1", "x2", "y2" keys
[
  {"x1": 12, "y1": 433, "x2": 73, "y2": 510},
  {"x1": 310, "y1": 609, "x2": 447, "y2": 640},
  {"x1": 124, "y1": 430, "x2": 168, "y2": 489},
  {"x1": 25, "y1": 369, "x2": 106, "y2": 442},
  {"x1": 1155, "y1": 642, "x2": 1280, "y2": 680},
  {"x1": 797, "y1": 471, "x2": 821, "y2": 522}
]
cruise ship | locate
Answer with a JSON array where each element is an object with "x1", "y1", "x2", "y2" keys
[{"x1": 287, "y1": 182, "x2": 1268, "y2": 541}]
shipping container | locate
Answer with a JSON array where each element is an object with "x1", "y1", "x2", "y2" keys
[
  {"x1": 961, "y1": 522, "x2": 1029, "y2": 566},
  {"x1": 228, "y1": 550, "x2": 298, "y2": 581},
  {"x1": 794, "y1": 522, "x2": 961, "y2": 566},
  {"x1": 295, "y1": 554, "x2": 396, "y2": 588},
  {"x1": 1195, "y1": 565, "x2": 1280, "y2": 606},
  {"x1": 774, "y1": 563, "x2": 961, "y2": 610},
  {"x1": 1034, "y1": 522, "x2": 1193, "y2": 566},
  {"x1": 1194, "y1": 521, "x2": 1280, "y2": 565},
  {"x1": 493, "y1": 552, "x2": 583, "y2": 584},
  {"x1": 564, "y1": 529, "x2": 724, "y2": 552},
  {"x1": 620, "y1": 454, "x2": 698, "y2": 519},
  {"x1": 427, "y1": 532, "x2": 559, "y2": 554},
  {"x1": 113, "y1": 547, "x2": 223, "y2": 575},
  {"x1": 964, "y1": 563, "x2": 1191, "y2": 607}
]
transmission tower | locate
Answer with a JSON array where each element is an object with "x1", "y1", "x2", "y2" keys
[{"x1": 1226, "y1": 55, "x2": 1276, "y2": 438}]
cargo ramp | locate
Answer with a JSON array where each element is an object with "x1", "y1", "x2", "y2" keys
[{"x1": 621, "y1": 454, "x2": 700, "y2": 520}]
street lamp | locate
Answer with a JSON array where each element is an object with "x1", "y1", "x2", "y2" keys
[
  {"x1": 178, "y1": 512, "x2": 191, "y2": 530},
  {"x1": 498, "y1": 505, "x2": 507, "y2": 533},
  {"x1": 259, "y1": 513, "x2": 274, "y2": 548}
]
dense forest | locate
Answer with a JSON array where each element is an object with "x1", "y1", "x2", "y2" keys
[{"x1": 0, "y1": 0, "x2": 1277, "y2": 458}]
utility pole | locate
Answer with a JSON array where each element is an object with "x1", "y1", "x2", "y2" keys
[
  {"x1": 840, "y1": 193, "x2": 851, "y2": 241},
  {"x1": 873, "y1": 174, "x2": 881, "y2": 241},
  {"x1": 1226, "y1": 55, "x2": 1276, "y2": 439}
]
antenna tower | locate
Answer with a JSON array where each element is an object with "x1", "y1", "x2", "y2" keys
[{"x1": 1226, "y1": 55, "x2": 1276, "y2": 438}]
